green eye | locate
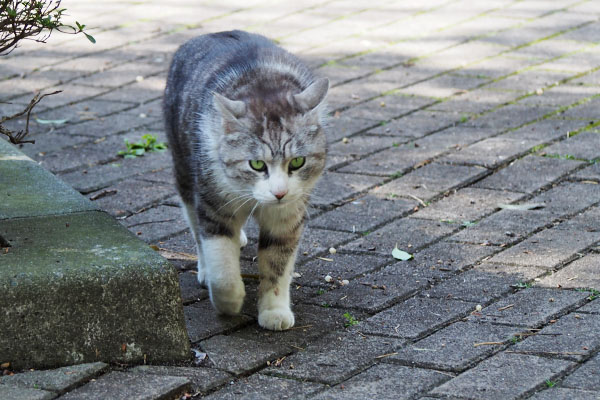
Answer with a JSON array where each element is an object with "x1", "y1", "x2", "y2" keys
[
  {"x1": 249, "y1": 160, "x2": 267, "y2": 172},
  {"x1": 289, "y1": 156, "x2": 305, "y2": 171}
]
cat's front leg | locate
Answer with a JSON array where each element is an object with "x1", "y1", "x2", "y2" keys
[
  {"x1": 256, "y1": 226, "x2": 302, "y2": 331},
  {"x1": 202, "y1": 235, "x2": 246, "y2": 315}
]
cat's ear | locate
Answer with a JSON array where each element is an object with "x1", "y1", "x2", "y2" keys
[
  {"x1": 292, "y1": 78, "x2": 329, "y2": 113},
  {"x1": 213, "y1": 92, "x2": 247, "y2": 121}
]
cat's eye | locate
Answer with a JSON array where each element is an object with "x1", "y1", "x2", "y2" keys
[
  {"x1": 249, "y1": 160, "x2": 267, "y2": 172},
  {"x1": 289, "y1": 156, "x2": 305, "y2": 171}
]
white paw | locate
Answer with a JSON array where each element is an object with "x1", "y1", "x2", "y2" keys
[
  {"x1": 258, "y1": 308, "x2": 295, "y2": 331},
  {"x1": 240, "y1": 229, "x2": 248, "y2": 248},
  {"x1": 209, "y1": 279, "x2": 246, "y2": 315}
]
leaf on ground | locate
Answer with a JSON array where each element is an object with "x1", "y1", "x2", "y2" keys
[
  {"x1": 498, "y1": 203, "x2": 545, "y2": 211},
  {"x1": 158, "y1": 248, "x2": 197, "y2": 261},
  {"x1": 392, "y1": 245, "x2": 413, "y2": 261},
  {"x1": 35, "y1": 117, "x2": 69, "y2": 125}
]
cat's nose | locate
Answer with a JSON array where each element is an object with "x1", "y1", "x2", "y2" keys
[{"x1": 272, "y1": 190, "x2": 287, "y2": 200}]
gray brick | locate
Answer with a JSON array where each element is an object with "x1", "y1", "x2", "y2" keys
[
  {"x1": 529, "y1": 181, "x2": 600, "y2": 216},
  {"x1": 365, "y1": 110, "x2": 460, "y2": 137},
  {"x1": 504, "y1": 118, "x2": 591, "y2": 142},
  {"x1": 513, "y1": 313, "x2": 600, "y2": 361},
  {"x1": 311, "y1": 172, "x2": 383, "y2": 208},
  {"x1": 413, "y1": 187, "x2": 523, "y2": 222},
  {"x1": 264, "y1": 331, "x2": 403, "y2": 384},
  {"x1": 423, "y1": 263, "x2": 544, "y2": 304},
  {"x1": 390, "y1": 321, "x2": 518, "y2": 372},
  {"x1": 326, "y1": 114, "x2": 380, "y2": 143},
  {"x1": 473, "y1": 156, "x2": 584, "y2": 193},
  {"x1": 578, "y1": 299, "x2": 600, "y2": 314},
  {"x1": 571, "y1": 163, "x2": 600, "y2": 181},
  {"x1": 203, "y1": 374, "x2": 323, "y2": 400},
  {"x1": 128, "y1": 365, "x2": 230, "y2": 394},
  {"x1": 469, "y1": 287, "x2": 589, "y2": 327},
  {"x1": 304, "y1": 261, "x2": 448, "y2": 313},
  {"x1": 184, "y1": 300, "x2": 252, "y2": 343},
  {"x1": 562, "y1": 353, "x2": 600, "y2": 391},
  {"x1": 313, "y1": 364, "x2": 448, "y2": 400},
  {"x1": 341, "y1": 217, "x2": 455, "y2": 254},
  {"x1": 326, "y1": 135, "x2": 404, "y2": 169},
  {"x1": 200, "y1": 335, "x2": 289, "y2": 376},
  {"x1": 555, "y1": 97, "x2": 600, "y2": 120},
  {"x1": 449, "y1": 209, "x2": 555, "y2": 246},
  {"x1": 179, "y1": 270, "x2": 208, "y2": 304},
  {"x1": 121, "y1": 205, "x2": 186, "y2": 243},
  {"x1": 0, "y1": 362, "x2": 107, "y2": 393},
  {"x1": 431, "y1": 88, "x2": 518, "y2": 114},
  {"x1": 442, "y1": 137, "x2": 540, "y2": 168},
  {"x1": 528, "y1": 387, "x2": 600, "y2": 400},
  {"x1": 431, "y1": 352, "x2": 574, "y2": 400},
  {"x1": 308, "y1": 194, "x2": 417, "y2": 233},
  {"x1": 294, "y1": 252, "x2": 389, "y2": 287},
  {"x1": 361, "y1": 297, "x2": 476, "y2": 339},
  {"x1": 0, "y1": 386, "x2": 54, "y2": 400},
  {"x1": 538, "y1": 253, "x2": 600, "y2": 290},
  {"x1": 59, "y1": 371, "x2": 189, "y2": 400},
  {"x1": 544, "y1": 132, "x2": 600, "y2": 161},
  {"x1": 488, "y1": 226, "x2": 598, "y2": 270},
  {"x1": 376, "y1": 162, "x2": 488, "y2": 201}
]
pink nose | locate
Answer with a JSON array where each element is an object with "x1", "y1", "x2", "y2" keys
[{"x1": 273, "y1": 191, "x2": 287, "y2": 200}]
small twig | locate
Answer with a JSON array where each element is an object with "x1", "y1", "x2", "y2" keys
[
  {"x1": 317, "y1": 257, "x2": 333, "y2": 262},
  {"x1": 473, "y1": 341, "x2": 504, "y2": 347},
  {"x1": 375, "y1": 352, "x2": 398, "y2": 359},
  {"x1": 498, "y1": 304, "x2": 514, "y2": 311},
  {"x1": 407, "y1": 194, "x2": 427, "y2": 207}
]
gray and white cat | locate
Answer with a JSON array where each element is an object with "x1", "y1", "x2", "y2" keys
[{"x1": 163, "y1": 31, "x2": 328, "y2": 330}]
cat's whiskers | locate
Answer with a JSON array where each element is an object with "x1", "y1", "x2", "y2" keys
[
  {"x1": 216, "y1": 193, "x2": 254, "y2": 213},
  {"x1": 230, "y1": 196, "x2": 257, "y2": 220}
]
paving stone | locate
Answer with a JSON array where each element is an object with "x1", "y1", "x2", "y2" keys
[
  {"x1": 365, "y1": 110, "x2": 459, "y2": 137},
  {"x1": 389, "y1": 321, "x2": 518, "y2": 372},
  {"x1": 504, "y1": 118, "x2": 592, "y2": 142},
  {"x1": 121, "y1": 205, "x2": 186, "y2": 243},
  {"x1": 578, "y1": 298, "x2": 600, "y2": 314},
  {"x1": 0, "y1": 385, "x2": 55, "y2": 400},
  {"x1": 529, "y1": 181, "x2": 600, "y2": 216},
  {"x1": 376, "y1": 162, "x2": 488, "y2": 201},
  {"x1": 179, "y1": 270, "x2": 208, "y2": 304},
  {"x1": 557, "y1": 205, "x2": 600, "y2": 232},
  {"x1": 154, "y1": 230, "x2": 197, "y2": 270},
  {"x1": 537, "y1": 254, "x2": 600, "y2": 291},
  {"x1": 423, "y1": 263, "x2": 544, "y2": 304},
  {"x1": 308, "y1": 194, "x2": 417, "y2": 233},
  {"x1": 326, "y1": 134, "x2": 404, "y2": 168},
  {"x1": 34, "y1": 99, "x2": 136, "y2": 123},
  {"x1": 528, "y1": 387, "x2": 600, "y2": 400},
  {"x1": 200, "y1": 335, "x2": 288, "y2": 376},
  {"x1": 310, "y1": 172, "x2": 383, "y2": 208},
  {"x1": 449, "y1": 209, "x2": 554, "y2": 246},
  {"x1": 264, "y1": 331, "x2": 403, "y2": 385},
  {"x1": 517, "y1": 84, "x2": 600, "y2": 107},
  {"x1": 203, "y1": 374, "x2": 323, "y2": 400},
  {"x1": 513, "y1": 313, "x2": 600, "y2": 361},
  {"x1": 293, "y1": 252, "x2": 389, "y2": 287},
  {"x1": 468, "y1": 288, "x2": 589, "y2": 328},
  {"x1": 413, "y1": 187, "x2": 523, "y2": 222},
  {"x1": 562, "y1": 353, "x2": 600, "y2": 391},
  {"x1": 430, "y1": 352, "x2": 574, "y2": 400},
  {"x1": 304, "y1": 260, "x2": 448, "y2": 313},
  {"x1": 184, "y1": 300, "x2": 252, "y2": 343},
  {"x1": 59, "y1": 153, "x2": 173, "y2": 194},
  {"x1": 341, "y1": 217, "x2": 455, "y2": 255},
  {"x1": 488, "y1": 226, "x2": 599, "y2": 270},
  {"x1": 442, "y1": 137, "x2": 540, "y2": 168},
  {"x1": 473, "y1": 155, "x2": 584, "y2": 193},
  {"x1": 128, "y1": 365, "x2": 230, "y2": 394},
  {"x1": 555, "y1": 97, "x2": 600, "y2": 120},
  {"x1": 544, "y1": 131, "x2": 600, "y2": 161},
  {"x1": 313, "y1": 363, "x2": 449, "y2": 400},
  {"x1": 361, "y1": 297, "x2": 476, "y2": 340},
  {"x1": 326, "y1": 114, "x2": 380, "y2": 143},
  {"x1": 88, "y1": 178, "x2": 175, "y2": 217},
  {"x1": 431, "y1": 87, "x2": 518, "y2": 114},
  {"x1": 398, "y1": 73, "x2": 489, "y2": 99},
  {"x1": 59, "y1": 371, "x2": 190, "y2": 400},
  {"x1": 231, "y1": 304, "x2": 347, "y2": 349},
  {"x1": 0, "y1": 362, "x2": 107, "y2": 393}
]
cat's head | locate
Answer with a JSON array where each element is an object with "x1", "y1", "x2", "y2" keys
[{"x1": 213, "y1": 78, "x2": 329, "y2": 207}]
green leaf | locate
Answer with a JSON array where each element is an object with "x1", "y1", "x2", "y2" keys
[
  {"x1": 84, "y1": 33, "x2": 96, "y2": 44},
  {"x1": 498, "y1": 203, "x2": 545, "y2": 211},
  {"x1": 392, "y1": 245, "x2": 413, "y2": 261},
  {"x1": 35, "y1": 118, "x2": 69, "y2": 125}
]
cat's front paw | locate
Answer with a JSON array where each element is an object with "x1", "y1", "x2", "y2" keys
[
  {"x1": 258, "y1": 308, "x2": 295, "y2": 331},
  {"x1": 209, "y1": 279, "x2": 246, "y2": 315}
]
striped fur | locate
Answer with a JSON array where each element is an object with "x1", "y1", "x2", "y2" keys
[{"x1": 163, "y1": 30, "x2": 328, "y2": 330}]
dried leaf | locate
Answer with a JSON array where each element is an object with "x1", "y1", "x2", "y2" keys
[
  {"x1": 158, "y1": 248, "x2": 198, "y2": 261},
  {"x1": 392, "y1": 245, "x2": 413, "y2": 261},
  {"x1": 498, "y1": 203, "x2": 545, "y2": 211},
  {"x1": 35, "y1": 117, "x2": 69, "y2": 125}
]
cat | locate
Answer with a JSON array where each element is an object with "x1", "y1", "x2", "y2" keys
[{"x1": 163, "y1": 30, "x2": 329, "y2": 331}]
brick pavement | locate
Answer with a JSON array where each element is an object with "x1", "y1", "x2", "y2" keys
[{"x1": 1, "y1": 0, "x2": 600, "y2": 398}]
